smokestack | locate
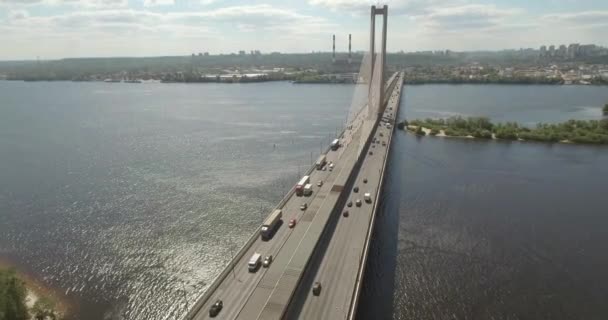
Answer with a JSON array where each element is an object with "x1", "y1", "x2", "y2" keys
[
  {"x1": 348, "y1": 34, "x2": 352, "y2": 64},
  {"x1": 332, "y1": 34, "x2": 336, "y2": 63}
]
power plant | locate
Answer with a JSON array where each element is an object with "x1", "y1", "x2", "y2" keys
[{"x1": 332, "y1": 34, "x2": 353, "y2": 65}]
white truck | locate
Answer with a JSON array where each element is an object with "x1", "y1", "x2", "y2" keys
[
  {"x1": 315, "y1": 155, "x2": 327, "y2": 170},
  {"x1": 248, "y1": 253, "x2": 261, "y2": 272},
  {"x1": 295, "y1": 175, "x2": 310, "y2": 196},
  {"x1": 261, "y1": 209, "x2": 282, "y2": 240},
  {"x1": 303, "y1": 184, "x2": 313, "y2": 196}
]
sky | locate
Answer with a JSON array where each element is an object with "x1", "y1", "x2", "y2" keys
[{"x1": 0, "y1": 0, "x2": 607, "y2": 60}]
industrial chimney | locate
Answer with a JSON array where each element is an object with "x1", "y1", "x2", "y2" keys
[
  {"x1": 332, "y1": 34, "x2": 336, "y2": 63},
  {"x1": 348, "y1": 34, "x2": 352, "y2": 64}
]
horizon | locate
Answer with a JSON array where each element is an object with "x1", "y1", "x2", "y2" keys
[
  {"x1": 1, "y1": 0, "x2": 608, "y2": 60},
  {"x1": 1, "y1": 43, "x2": 606, "y2": 62}
]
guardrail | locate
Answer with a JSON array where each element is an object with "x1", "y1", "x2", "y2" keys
[{"x1": 347, "y1": 72, "x2": 404, "y2": 320}]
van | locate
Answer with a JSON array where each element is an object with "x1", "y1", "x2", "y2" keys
[{"x1": 248, "y1": 253, "x2": 261, "y2": 272}]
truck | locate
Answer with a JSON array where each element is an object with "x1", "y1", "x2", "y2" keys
[
  {"x1": 303, "y1": 184, "x2": 313, "y2": 196},
  {"x1": 248, "y1": 253, "x2": 261, "y2": 272},
  {"x1": 295, "y1": 175, "x2": 310, "y2": 196},
  {"x1": 315, "y1": 155, "x2": 327, "y2": 170},
  {"x1": 261, "y1": 209, "x2": 282, "y2": 240},
  {"x1": 330, "y1": 139, "x2": 340, "y2": 151}
]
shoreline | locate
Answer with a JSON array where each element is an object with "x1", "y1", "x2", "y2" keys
[
  {"x1": 404, "y1": 125, "x2": 597, "y2": 145},
  {"x1": 0, "y1": 257, "x2": 71, "y2": 319}
]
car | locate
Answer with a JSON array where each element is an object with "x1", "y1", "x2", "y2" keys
[
  {"x1": 363, "y1": 178, "x2": 368, "y2": 183},
  {"x1": 317, "y1": 180, "x2": 323, "y2": 187},
  {"x1": 372, "y1": 145, "x2": 376, "y2": 148},
  {"x1": 312, "y1": 282, "x2": 322, "y2": 296},
  {"x1": 355, "y1": 199, "x2": 362, "y2": 207},
  {"x1": 263, "y1": 255, "x2": 273, "y2": 268},
  {"x1": 209, "y1": 299, "x2": 223, "y2": 317},
  {"x1": 369, "y1": 151, "x2": 373, "y2": 155},
  {"x1": 382, "y1": 141, "x2": 386, "y2": 146},
  {"x1": 328, "y1": 163, "x2": 335, "y2": 171},
  {"x1": 347, "y1": 201, "x2": 353, "y2": 207},
  {"x1": 288, "y1": 218, "x2": 296, "y2": 228},
  {"x1": 343, "y1": 210, "x2": 349, "y2": 217},
  {"x1": 300, "y1": 203, "x2": 307, "y2": 210},
  {"x1": 379, "y1": 133, "x2": 384, "y2": 137},
  {"x1": 353, "y1": 186, "x2": 359, "y2": 193},
  {"x1": 364, "y1": 193, "x2": 372, "y2": 203}
]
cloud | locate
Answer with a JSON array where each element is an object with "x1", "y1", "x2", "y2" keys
[
  {"x1": 417, "y1": 4, "x2": 522, "y2": 31},
  {"x1": 541, "y1": 11, "x2": 608, "y2": 28},
  {"x1": 9, "y1": 9, "x2": 30, "y2": 19},
  {"x1": 0, "y1": 0, "x2": 127, "y2": 7},
  {"x1": 143, "y1": 0, "x2": 173, "y2": 6},
  {"x1": 308, "y1": 0, "x2": 465, "y2": 15}
]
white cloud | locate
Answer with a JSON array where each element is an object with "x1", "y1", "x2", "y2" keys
[
  {"x1": 143, "y1": 0, "x2": 174, "y2": 7},
  {"x1": 541, "y1": 11, "x2": 608, "y2": 28},
  {"x1": 416, "y1": 4, "x2": 522, "y2": 32},
  {"x1": 308, "y1": 0, "x2": 465, "y2": 15},
  {"x1": 0, "y1": 0, "x2": 127, "y2": 8},
  {"x1": 9, "y1": 9, "x2": 30, "y2": 19}
]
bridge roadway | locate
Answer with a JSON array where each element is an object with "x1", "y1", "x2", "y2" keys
[
  {"x1": 186, "y1": 72, "x2": 403, "y2": 320},
  {"x1": 287, "y1": 72, "x2": 404, "y2": 320}
]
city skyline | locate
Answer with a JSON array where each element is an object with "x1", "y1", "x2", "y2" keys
[{"x1": 0, "y1": 0, "x2": 608, "y2": 60}]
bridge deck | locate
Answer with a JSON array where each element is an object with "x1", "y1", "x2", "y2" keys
[
  {"x1": 288, "y1": 72, "x2": 404, "y2": 320},
  {"x1": 186, "y1": 72, "x2": 403, "y2": 320}
]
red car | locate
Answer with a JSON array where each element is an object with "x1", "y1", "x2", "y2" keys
[{"x1": 288, "y1": 218, "x2": 297, "y2": 228}]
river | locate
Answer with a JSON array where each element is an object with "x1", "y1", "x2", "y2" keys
[{"x1": 0, "y1": 82, "x2": 607, "y2": 319}]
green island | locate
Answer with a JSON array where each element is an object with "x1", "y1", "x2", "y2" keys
[
  {"x1": 398, "y1": 115, "x2": 608, "y2": 145},
  {"x1": 1, "y1": 268, "x2": 63, "y2": 320}
]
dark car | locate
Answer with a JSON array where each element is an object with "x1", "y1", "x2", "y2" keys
[
  {"x1": 343, "y1": 210, "x2": 349, "y2": 217},
  {"x1": 354, "y1": 186, "x2": 359, "y2": 193},
  {"x1": 312, "y1": 282, "x2": 322, "y2": 296},
  {"x1": 355, "y1": 199, "x2": 362, "y2": 207},
  {"x1": 209, "y1": 299, "x2": 223, "y2": 317},
  {"x1": 347, "y1": 201, "x2": 353, "y2": 207},
  {"x1": 363, "y1": 178, "x2": 368, "y2": 184}
]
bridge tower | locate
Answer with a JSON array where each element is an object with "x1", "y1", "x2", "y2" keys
[{"x1": 368, "y1": 5, "x2": 388, "y2": 119}]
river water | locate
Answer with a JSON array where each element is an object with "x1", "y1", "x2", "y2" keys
[{"x1": 1, "y1": 82, "x2": 607, "y2": 320}]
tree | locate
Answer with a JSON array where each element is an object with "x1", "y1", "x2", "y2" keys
[
  {"x1": 0, "y1": 268, "x2": 29, "y2": 320},
  {"x1": 603, "y1": 103, "x2": 608, "y2": 115},
  {"x1": 415, "y1": 126, "x2": 425, "y2": 136}
]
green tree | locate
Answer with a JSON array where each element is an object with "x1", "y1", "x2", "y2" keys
[{"x1": 0, "y1": 268, "x2": 29, "y2": 320}]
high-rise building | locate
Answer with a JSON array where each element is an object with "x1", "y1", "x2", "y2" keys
[
  {"x1": 548, "y1": 45, "x2": 555, "y2": 56},
  {"x1": 558, "y1": 45, "x2": 567, "y2": 58},
  {"x1": 540, "y1": 45, "x2": 547, "y2": 57},
  {"x1": 567, "y1": 43, "x2": 580, "y2": 58}
]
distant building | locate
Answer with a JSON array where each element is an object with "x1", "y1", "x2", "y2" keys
[
  {"x1": 540, "y1": 45, "x2": 547, "y2": 57},
  {"x1": 567, "y1": 43, "x2": 580, "y2": 58},
  {"x1": 238, "y1": 50, "x2": 246, "y2": 56},
  {"x1": 548, "y1": 45, "x2": 555, "y2": 56},
  {"x1": 558, "y1": 45, "x2": 567, "y2": 58}
]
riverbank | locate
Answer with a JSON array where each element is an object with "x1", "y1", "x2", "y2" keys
[
  {"x1": 399, "y1": 116, "x2": 608, "y2": 144},
  {"x1": 0, "y1": 258, "x2": 69, "y2": 319}
]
